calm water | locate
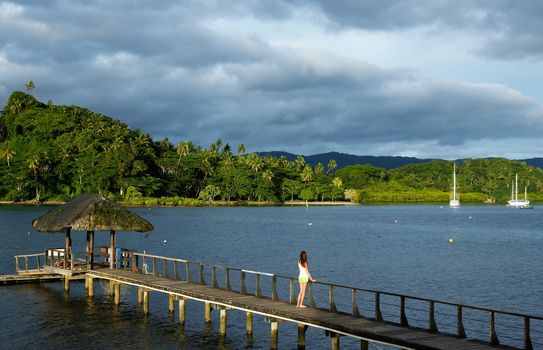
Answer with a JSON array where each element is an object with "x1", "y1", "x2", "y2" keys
[{"x1": 1, "y1": 205, "x2": 542, "y2": 349}]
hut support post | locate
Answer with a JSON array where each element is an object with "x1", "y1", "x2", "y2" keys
[
  {"x1": 178, "y1": 298, "x2": 186, "y2": 325},
  {"x1": 109, "y1": 230, "x2": 116, "y2": 269},
  {"x1": 88, "y1": 231, "x2": 94, "y2": 270},
  {"x1": 65, "y1": 228, "x2": 71, "y2": 269},
  {"x1": 361, "y1": 340, "x2": 369, "y2": 350}
]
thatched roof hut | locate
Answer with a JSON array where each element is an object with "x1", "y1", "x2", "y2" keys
[
  {"x1": 32, "y1": 193, "x2": 153, "y2": 270},
  {"x1": 32, "y1": 193, "x2": 153, "y2": 233}
]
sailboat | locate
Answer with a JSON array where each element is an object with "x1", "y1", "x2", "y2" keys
[
  {"x1": 449, "y1": 163, "x2": 460, "y2": 208},
  {"x1": 506, "y1": 174, "x2": 531, "y2": 208}
]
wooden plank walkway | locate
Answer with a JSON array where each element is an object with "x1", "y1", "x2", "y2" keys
[
  {"x1": 0, "y1": 273, "x2": 85, "y2": 285},
  {"x1": 88, "y1": 269, "x2": 511, "y2": 350}
]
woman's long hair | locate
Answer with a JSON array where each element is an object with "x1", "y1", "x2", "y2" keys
[{"x1": 299, "y1": 250, "x2": 307, "y2": 265}]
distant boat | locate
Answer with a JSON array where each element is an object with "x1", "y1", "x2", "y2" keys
[
  {"x1": 507, "y1": 174, "x2": 531, "y2": 208},
  {"x1": 449, "y1": 163, "x2": 460, "y2": 208}
]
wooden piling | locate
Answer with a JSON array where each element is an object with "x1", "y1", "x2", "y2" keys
[
  {"x1": 108, "y1": 280, "x2": 115, "y2": 295},
  {"x1": 246, "y1": 311, "x2": 253, "y2": 334},
  {"x1": 297, "y1": 323, "x2": 307, "y2": 349},
  {"x1": 87, "y1": 276, "x2": 94, "y2": 297},
  {"x1": 360, "y1": 339, "x2": 369, "y2": 350},
  {"x1": 114, "y1": 283, "x2": 120, "y2": 305},
  {"x1": 178, "y1": 299, "x2": 186, "y2": 325},
  {"x1": 219, "y1": 308, "x2": 228, "y2": 336},
  {"x1": 270, "y1": 320, "x2": 279, "y2": 350},
  {"x1": 204, "y1": 302, "x2": 212, "y2": 323},
  {"x1": 137, "y1": 287, "x2": 143, "y2": 304},
  {"x1": 331, "y1": 332, "x2": 340, "y2": 350},
  {"x1": 64, "y1": 276, "x2": 70, "y2": 292},
  {"x1": 168, "y1": 294, "x2": 175, "y2": 313},
  {"x1": 143, "y1": 289, "x2": 149, "y2": 314}
]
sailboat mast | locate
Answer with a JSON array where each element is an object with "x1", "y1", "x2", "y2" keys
[
  {"x1": 515, "y1": 174, "x2": 518, "y2": 202},
  {"x1": 453, "y1": 164, "x2": 457, "y2": 200}
]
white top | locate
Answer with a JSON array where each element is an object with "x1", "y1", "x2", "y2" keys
[{"x1": 298, "y1": 261, "x2": 308, "y2": 279}]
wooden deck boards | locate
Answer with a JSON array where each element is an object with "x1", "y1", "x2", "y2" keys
[
  {"x1": 87, "y1": 269, "x2": 511, "y2": 350},
  {"x1": 0, "y1": 273, "x2": 85, "y2": 285}
]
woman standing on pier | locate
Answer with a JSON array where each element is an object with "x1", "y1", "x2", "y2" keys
[{"x1": 297, "y1": 250, "x2": 316, "y2": 308}]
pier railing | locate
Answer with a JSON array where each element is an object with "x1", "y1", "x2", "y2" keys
[
  {"x1": 130, "y1": 252, "x2": 542, "y2": 350},
  {"x1": 14, "y1": 253, "x2": 46, "y2": 274},
  {"x1": 42, "y1": 246, "x2": 136, "y2": 272}
]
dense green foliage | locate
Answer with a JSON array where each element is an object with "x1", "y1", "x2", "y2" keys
[
  {"x1": 337, "y1": 160, "x2": 543, "y2": 203},
  {"x1": 0, "y1": 92, "x2": 343, "y2": 204},
  {"x1": 1, "y1": 91, "x2": 542, "y2": 204}
]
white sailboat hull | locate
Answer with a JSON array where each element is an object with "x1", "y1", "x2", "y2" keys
[
  {"x1": 449, "y1": 199, "x2": 460, "y2": 208},
  {"x1": 507, "y1": 200, "x2": 530, "y2": 208}
]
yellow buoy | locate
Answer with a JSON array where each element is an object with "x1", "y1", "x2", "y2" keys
[{"x1": 448, "y1": 238, "x2": 454, "y2": 243}]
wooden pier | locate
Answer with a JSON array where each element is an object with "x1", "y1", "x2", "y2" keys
[{"x1": 76, "y1": 252, "x2": 540, "y2": 350}]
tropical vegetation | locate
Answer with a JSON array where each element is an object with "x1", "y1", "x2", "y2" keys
[{"x1": 1, "y1": 87, "x2": 542, "y2": 205}]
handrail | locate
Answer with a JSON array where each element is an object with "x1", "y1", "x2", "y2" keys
[
  {"x1": 131, "y1": 252, "x2": 543, "y2": 320},
  {"x1": 129, "y1": 252, "x2": 541, "y2": 349}
]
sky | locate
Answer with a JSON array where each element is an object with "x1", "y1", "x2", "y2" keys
[{"x1": 1, "y1": 1, "x2": 543, "y2": 159}]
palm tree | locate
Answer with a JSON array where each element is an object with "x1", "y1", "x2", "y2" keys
[
  {"x1": 176, "y1": 141, "x2": 191, "y2": 166},
  {"x1": 0, "y1": 145, "x2": 15, "y2": 167},
  {"x1": 326, "y1": 159, "x2": 337, "y2": 175},
  {"x1": 301, "y1": 165, "x2": 313, "y2": 183},
  {"x1": 262, "y1": 169, "x2": 274, "y2": 182},
  {"x1": 25, "y1": 81, "x2": 35, "y2": 92},
  {"x1": 237, "y1": 144, "x2": 246, "y2": 156},
  {"x1": 332, "y1": 177, "x2": 343, "y2": 189}
]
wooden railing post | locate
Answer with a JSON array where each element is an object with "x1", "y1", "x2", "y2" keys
[
  {"x1": 163, "y1": 259, "x2": 168, "y2": 279},
  {"x1": 240, "y1": 270, "x2": 247, "y2": 294},
  {"x1": 15, "y1": 256, "x2": 19, "y2": 274},
  {"x1": 212, "y1": 265, "x2": 218, "y2": 288},
  {"x1": 225, "y1": 268, "x2": 231, "y2": 290},
  {"x1": 489, "y1": 311, "x2": 499, "y2": 345},
  {"x1": 36, "y1": 255, "x2": 41, "y2": 271},
  {"x1": 329, "y1": 285, "x2": 337, "y2": 312},
  {"x1": 152, "y1": 257, "x2": 157, "y2": 276},
  {"x1": 24, "y1": 256, "x2": 29, "y2": 272},
  {"x1": 289, "y1": 278, "x2": 295, "y2": 304},
  {"x1": 256, "y1": 274, "x2": 262, "y2": 297},
  {"x1": 429, "y1": 301, "x2": 438, "y2": 333},
  {"x1": 457, "y1": 305, "x2": 466, "y2": 338},
  {"x1": 352, "y1": 289, "x2": 360, "y2": 317},
  {"x1": 132, "y1": 254, "x2": 137, "y2": 272},
  {"x1": 375, "y1": 292, "x2": 383, "y2": 321},
  {"x1": 272, "y1": 275, "x2": 278, "y2": 301},
  {"x1": 400, "y1": 296, "x2": 409, "y2": 326},
  {"x1": 308, "y1": 282, "x2": 316, "y2": 308},
  {"x1": 199, "y1": 263, "x2": 206, "y2": 285},
  {"x1": 173, "y1": 261, "x2": 179, "y2": 280},
  {"x1": 524, "y1": 316, "x2": 533, "y2": 350},
  {"x1": 185, "y1": 261, "x2": 191, "y2": 282}
]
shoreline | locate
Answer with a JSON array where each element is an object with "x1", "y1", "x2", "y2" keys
[{"x1": 1, "y1": 199, "x2": 537, "y2": 207}]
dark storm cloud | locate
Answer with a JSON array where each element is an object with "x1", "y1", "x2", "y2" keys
[
  {"x1": 303, "y1": 0, "x2": 543, "y2": 60},
  {"x1": 1, "y1": 0, "x2": 543, "y2": 158}
]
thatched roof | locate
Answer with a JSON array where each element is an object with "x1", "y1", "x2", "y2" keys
[{"x1": 32, "y1": 193, "x2": 154, "y2": 233}]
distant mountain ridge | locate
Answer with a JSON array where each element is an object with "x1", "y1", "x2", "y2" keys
[{"x1": 258, "y1": 151, "x2": 543, "y2": 170}]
